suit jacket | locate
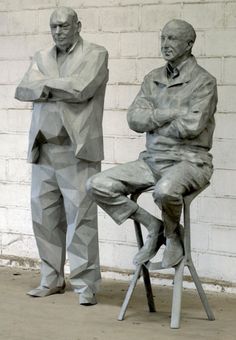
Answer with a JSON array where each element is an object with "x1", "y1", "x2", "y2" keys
[
  {"x1": 127, "y1": 56, "x2": 217, "y2": 166},
  {"x1": 15, "y1": 38, "x2": 109, "y2": 163}
]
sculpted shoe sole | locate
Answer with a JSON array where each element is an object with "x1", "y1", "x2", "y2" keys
[{"x1": 79, "y1": 293, "x2": 97, "y2": 306}]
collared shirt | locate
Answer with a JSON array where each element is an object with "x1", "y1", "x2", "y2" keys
[{"x1": 127, "y1": 56, "x2": 217, "y2": 169}]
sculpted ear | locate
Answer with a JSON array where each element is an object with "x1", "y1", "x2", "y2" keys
[{"x1": 77, "y1": 21, "x2": 82, "y2": 33}]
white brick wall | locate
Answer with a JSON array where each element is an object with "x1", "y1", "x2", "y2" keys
[{"x1": 0, "y1": 0, "x2": 235, "y2": 288}]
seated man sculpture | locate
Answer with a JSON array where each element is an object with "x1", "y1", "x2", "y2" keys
[{"x1": 87, "y1": 19, "x2": 217, "y2": 268}]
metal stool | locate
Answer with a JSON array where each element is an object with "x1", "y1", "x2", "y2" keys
[{"x1": 118, "y1": 183, "x2": 215, "y2": 328}]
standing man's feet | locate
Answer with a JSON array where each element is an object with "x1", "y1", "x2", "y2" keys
[
  {"x1": 27, "y1": 282, "x2": 66, "y2": 297},
  {"x1": 79, "y1": 293, "x2": 97, "y2": 306}
]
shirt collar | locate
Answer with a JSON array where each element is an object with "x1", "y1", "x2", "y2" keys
[{"x1": 153, "y1": 55, "x2": 197, "y2": 86}]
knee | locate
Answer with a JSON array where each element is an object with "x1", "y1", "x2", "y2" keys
[
  {"x1": 153, "y1": 181, "x2": 179, "y2": 206},
  {"x1": 86, "y1": 174, "x2": 114, "y2": 199}
]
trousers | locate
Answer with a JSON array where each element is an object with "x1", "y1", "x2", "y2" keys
[
  {"x1": 87, "y1": 159, "x2": 212, "y2": 237},
  {"x1": 31, "y1": 143, "x2": 101, "y2": 295}
]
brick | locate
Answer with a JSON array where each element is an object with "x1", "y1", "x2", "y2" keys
[
  {"x1": 136, "y1": 58, "x2": 164, "y2": 83},
  {"x1": 214, "y1": 113, "x2": 236, "y2": 139},
  {"x1": 0, "y1": 36, "x2": 28, "y2": 59},
  {"x1": 98, "y1": 214, "x2": 126, "y2": 243},
  {"x1": 2, "y1": 233, "x2": 38, "y2": 258},
  {"x1": 103, "y1": 110, "x2": 130, "y2": 137},
  {"x1": 8, "y1": 60, "x2": 30, "y2": 85},
  {"x1": 8, "y1": 10, "x2": 37, "y2": 35},
  {"x1": 191, "y1": 222, "x2": 210, "y2": 252},
  {"x1": 22, "y1": 0, "x2": 57, "y2": 10},
  {"x1": 0, "y1": 110, "x2": 8, "y2": 131},
  {"x1": 0, "y1": 85, "x2": 27, "y2": 109},
  {"x1": 104, "y1": 85, "x2": 118, "y2": 110},
  {"x1": 77, "y1": 8, "x2": 99, "y2": 32},
  {"x1": 205, "y1": 30, "x2": 236, "y2": 56},
  {"x1": 223, "y1": 58, "x2": 236, "y2": 84},
  {"x1": 0, "y1": 11, "x2": 8, "y2": 34},
  {"x1": 104, "y1": 136, "x2": 114, "y2": 163},
  {"x1": 0, "y1": 183, "x2": 30, "y2": 207},
  {"x1": 192, "y1": 31, "x2": 205, "y2": 57},
  {"x1": 25, "y1": 34, "x2": 52, "y2": 57},
  {"x1": 209, "y1": 226, "x2": 236, "y2": 255},
  {"x1": 6, "y1": 109, "x2": 31, "y2": 133},
  {"x1": 0, "y1": 61, "x2": 9, "y2": 84},
  {"x1": 0, "y1": 133, "x2": 28, "y2": 158},
  {"x1": 198, "y1": 252, "x2": 236, "y2": 283},
  {"x1": 114, "y1": 136, "x2": 145, "y2": 163},
  {"x1": 0, "y1": 207, "x2": 7, "y2": 228},
  {"x1": 120, "y1": 32, "x2": 159, "y2": 58},
  {"x1": 141, "y1": 4, "x2": 181, "y2": 31},
  {"x1": 108, "y1": 59, "x2": 136, "y2": 84},
  {"x1": 0, "y1": 158, "x2": 7, "y2": 181},
  {"x1": 7, "y1": 208, "x2": 32, "y2": 235},
  {"x1": 197, "y1": 57, "x2": 222, "y2": 84},
  {"x1": 7, "y1": 159, "x2": 31, "y2": 183},
  {"x1": 198, "y1": 196, "x2": 236, "y2": 226},
  {"x1": 120, "y1": 32, "x2": 139, "y2": 57},
  {"x1": 58, "y1": 0, "x2": 84, "y2": 7},
  {"x1": 182, "y1": 3, "x2": 224, "y2": 29},
  {"x1": 206, "y1": 169, "x2": 236, "y2": 198},
  {"x1": 117, "y1": 84, "x2": 140, "y2": 109},
  {"x1": 83, "y1": 33, "x2": 120, "y2": 58},
  {"x1": 225, "y1": 2, "x2": 236, "y2": 28},
  {"x1": 212, "y1": 139, "x2": 236, "y2": 170},
  {"x1": 38, "y1": 9, "x2": 53, "y2": 33},
  {"x1": 100, "y1": 7, "x2": 139, "y2": 32},
  {"x1": 217, "y1": 85, "x2": 236, "y2": 113}
]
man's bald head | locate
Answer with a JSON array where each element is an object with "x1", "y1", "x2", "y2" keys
[
  {"x1": 50, "y1": 7, "x2": 79, "y2": 26},
  {"x1": 163, "y1": 19, "x2": 196, "y2": 44},
  {"x1": 161, "y1": 19, "x2": 196, "y2": 67}
]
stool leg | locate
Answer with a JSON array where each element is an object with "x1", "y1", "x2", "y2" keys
[
  {"x1": 118, "y1": 265, "x2": 142, "y2": 321},
  {"x1": 134, "y1": 219, "x2": 156, "y2": 313},
  {"x1": 142, "y1": 265, "x2": 156, "y2": 313},
  {"x1": 184, "y1": 199, "x2": 215, "y2": 321},
  {"x1": 170, "y1": 259, "x2": 185, "y2": 329},
  {"x1": 188, "y1": 262, "x2": 215, "y2": 321}
]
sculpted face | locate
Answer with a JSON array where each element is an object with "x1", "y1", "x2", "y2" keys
[
  {"x1": 161, "y1": 20, "x2": 194, "y2": 67},
  {"x1": 50, "y1": 8, "x2": 81, "y2": 52}
]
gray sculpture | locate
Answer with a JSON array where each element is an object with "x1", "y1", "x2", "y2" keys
[
  {"x1": 15, "y1": 7, "x2": 108, "y2": 305},
  {"x1": 87, "y1": 19, "x2": 217, "y2": 268}
]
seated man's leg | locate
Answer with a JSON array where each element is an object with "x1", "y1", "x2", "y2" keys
[
  {"x1": 87, "y1": 160, "x2": 164, "y2": 265},
  {"x1": 153, "y1": 161, "x2": 212, "y2": 268}
]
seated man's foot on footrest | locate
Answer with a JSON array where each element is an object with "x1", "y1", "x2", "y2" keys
[
  {"x1": 161, "y1": 234, "x2": 183, "y2": 268},
  {"x1": 133, "y1": 222, "x2": 164, "y2": 265}
]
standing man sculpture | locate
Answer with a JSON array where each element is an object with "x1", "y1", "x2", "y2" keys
[
  {"x1": 87, "y1": 19, "x2": 217, "y2": 268},
  {"x1": 15, "y1": 7, "x2": 108, "y2": 305}
]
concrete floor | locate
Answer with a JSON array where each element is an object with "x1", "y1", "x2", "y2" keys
[{"x1": 0, "y1": 267, "x2": 235, "y2": 340}]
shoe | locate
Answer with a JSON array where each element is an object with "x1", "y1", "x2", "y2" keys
[
  {"x1": 133, "y1": 221, "x2": 165, "y2": 265},
  {"x1": 161, "y1": 235, "x2": 183, "y2": 268},
  {"x1": 79, "y1": 293, "x2": 97, "y2": 306},
  {"x1": 27, "y1": 282, "x2": 66, "y2": 297}
]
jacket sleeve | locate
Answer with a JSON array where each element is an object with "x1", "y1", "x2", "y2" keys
[
  {"x1": 45, "y1": 49, "x2": 109, "y2": 102},
  {"x1": 15, "y1": 49, "x2": 109, "y2": 103},
  {"x1": 127, "y1": 75, "x2": 177, "y2": 133},
  {"x1": 158, "y1": 77, "x2": 217, "y2": 139},
  {"x1": 15, "y1": 54, "x2": 51, "y2": 102}
]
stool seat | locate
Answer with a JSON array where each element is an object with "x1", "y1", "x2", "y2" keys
[{"x1": 118, "y1": 183, "x2": 215, "y2": 329}]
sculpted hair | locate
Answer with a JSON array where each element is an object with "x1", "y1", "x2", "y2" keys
[
  {"x1": 165, "y1": 19, "x2": 196, "y2": 44},
  {"x1": 50, "y1": 7, "x2": 79, "y2": 24}
]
